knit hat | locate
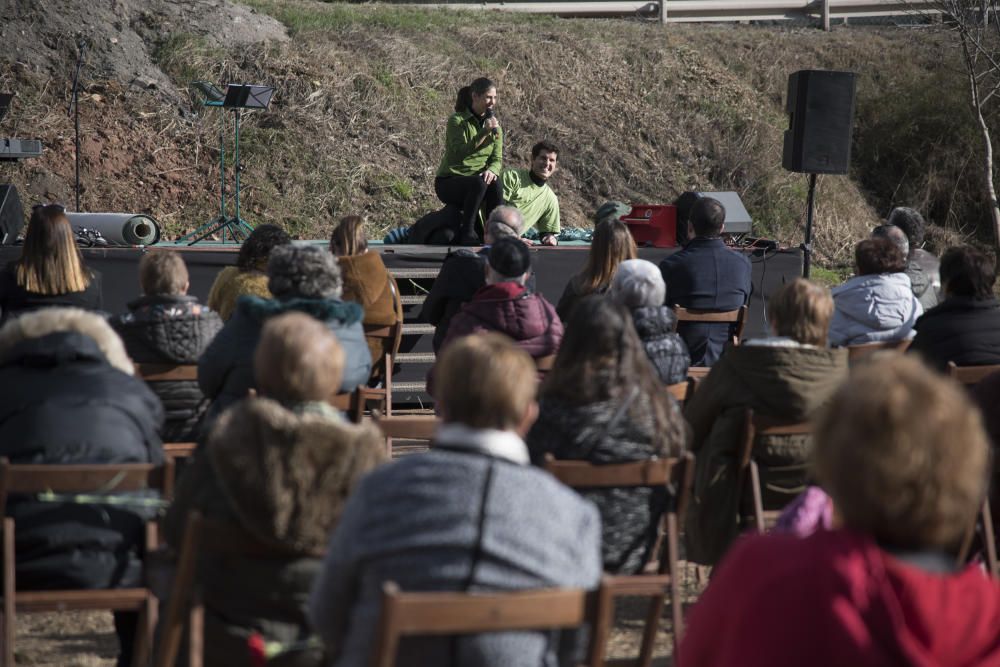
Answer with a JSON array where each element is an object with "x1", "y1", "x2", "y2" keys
[
  {"x1": 488, "y1": 237, "x2": 532, "y2": 278},
  {"x1": 595, "y1": 201, "x2": 631, "y2": 225}
]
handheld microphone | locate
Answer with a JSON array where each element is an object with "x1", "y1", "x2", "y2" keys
[{"x1": 484, "y1": 108, "x2": 498, "y2": 136}]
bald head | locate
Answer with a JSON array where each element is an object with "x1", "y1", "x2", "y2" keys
[{"x1": 485, "y1": 206, "x2": 525, "y2": 243}]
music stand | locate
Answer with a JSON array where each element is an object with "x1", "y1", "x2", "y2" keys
[{"x1": 181, "y1": 83, "x2": 275, "y2": 245}]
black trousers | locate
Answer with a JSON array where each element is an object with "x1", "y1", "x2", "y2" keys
[{"x1": 434, "y1": 174, "x2": 503, "y2": 238}]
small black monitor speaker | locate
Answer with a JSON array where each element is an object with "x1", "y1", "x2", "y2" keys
[
  {"x1": 0, "y1": 184, "x2": 24, "y2": 245},
  {"x1": 782, "y1": 70, "x2": 857, "y2": 175}
]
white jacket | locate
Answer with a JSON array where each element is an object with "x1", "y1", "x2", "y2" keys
[{"x1": 829, "y1": 272, "x2": 923, "y2": 347}]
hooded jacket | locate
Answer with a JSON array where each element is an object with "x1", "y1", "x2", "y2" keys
[
  {"x1": 198, "y1": 295, "x2": 371, "y2": 427},
  {"x1": 441, "y1": 282, "x2": 563, "y2": 358},
  {"x1": 908, "y1": 296, "x2": 1000, "y2": 372},
  {"x1": 829, "y1": 273, "x2": 923, "y2": 347},
  {"x1": 683, "y1": 342, "x2": 848, "y2": 565},
  {"x1": 206, "y1": 266, "x2": 271, "y2": 322},
  {"x1": 112, "y1": 294, "x2": 222, "y2": 442},
  {"x1": 679, "y1": 529, "x2": 1000, "y2": 667},
  {"x1": 631, "y1": 306, "x2": 691, "y2": 385},
  {"x1": 0, "y1": 308, "x2": 163, "y2": 591},
  {"x1": 337, "y1": 252, "x2": 403, "y2": 378},
  {"x1": 163, "y1": 397, "x2": 385, "y2": 667}
]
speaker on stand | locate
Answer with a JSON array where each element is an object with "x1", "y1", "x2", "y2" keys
[{"x1": 782, "y1": 69, "x2": 857, "y2": 278}]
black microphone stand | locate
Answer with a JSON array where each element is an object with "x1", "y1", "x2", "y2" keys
[{"x1": 68, "y1": 38, "x2": 86, "y2": 212}]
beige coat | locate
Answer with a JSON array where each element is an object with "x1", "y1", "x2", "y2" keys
[
  {"x1": 683, "y1": 342, "x2": 848, "y2": 565},
  {"x1": 337, "y1": 252, "x2": 403, "y2": 378}
]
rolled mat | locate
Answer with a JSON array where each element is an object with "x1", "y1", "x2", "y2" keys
[{"x1": 64, "y1": 212, "x2": 161, "y2": 246}]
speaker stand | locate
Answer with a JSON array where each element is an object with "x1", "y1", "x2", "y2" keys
[{"x1": 801, "y1": 173, "x2": 817, "y2": 279}]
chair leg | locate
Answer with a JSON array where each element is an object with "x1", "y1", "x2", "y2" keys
[
  {"x1": 667, "y1": 512, "x2": 684, "y2": 647},
  {"x1": 3, "y1": 518, "x2": 15, "y2": 667},
  {"x1": 981, "y1": 500, "x2": 998, "y2": 578},
  {"x1": 636, "y1": 596, "x2": 664, "y2": 667},
  {"x1": 188, "y1": 600, "x2": 204, "y2": 667},
  {"x1": 750, "y1": 462, "x2": 765, "y2": 534}
]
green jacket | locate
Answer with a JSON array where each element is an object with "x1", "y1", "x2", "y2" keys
[
  {"x1": 682, "y1": 341, "x2": 848, "y2": 565},
  {"x1": 436, "y1": 110, "x2": 503, "y2": 177},
  {"x1": 501, "y1": 168, "x2": 560, "y2": 235}
]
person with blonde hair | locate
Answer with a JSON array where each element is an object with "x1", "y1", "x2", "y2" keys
[
  {"x1": 329, "y1": 215, "x2": 402, "y2": 380},
  {"x1": 112, "y1": 251, "x2": 222, "y2": 442},
  {"x1": 0, "y1": 204, "x2": 102, "y2": 323},
  {"x1": 309, "y1": 333, "x2": 601, "y2": 666},
  {"x1": 165, "y1": 312, "x2": 385, "y2": 667},
  {"x1": 683, "y1": 278, "x2": 848, "y2": 565},
  {"x1": 556, "y1": 203, "x2": 637, "y2": 321},
  {"x1": 680, "y1": 356, "x2": 1000, "y2": 667}
]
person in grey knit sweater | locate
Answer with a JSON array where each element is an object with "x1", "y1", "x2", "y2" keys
[
  {"x1": 527, "y1": 296, "x2": 689, "y2": 574},
  {"x1": 308, "y1": 333, "x2": 602, "y2": 667}
]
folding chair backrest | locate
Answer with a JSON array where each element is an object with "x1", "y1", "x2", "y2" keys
[
  {"x1": 135, "y1": 363, "x2": 199, "y2": 383},
  {"x1": 370, "y1": 580, "x2": 612, "y2": 667},
  {"x1": 847, "y1": 340, "x2": 911, "y2": 364},
  {"x1": 737, "y1": 409, "x2": 812, "y2": 533},
  {"x1": 673, "y1": 305, "x2": 747, "y2": 345},
  {"x1": 666, "y1": 378, "x2": 693, "y2": 403},
  {"x1": 375, "y1": 416, "x2": 441, "y2": 458},
  {"x1": 947, "y1": 362, "x2": 1000, "y2": 388}
]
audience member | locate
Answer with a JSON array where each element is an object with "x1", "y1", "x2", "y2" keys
[
  {"x1": 308, "y1": 333, "x2": 601, "y2": 666},
  {"x1": 206, "y1": 224, "x2": 291, "y2": 321},
  {"x1": 610, "y1": 258, "x2": 690, "y2": 384},
  {"x1": 527, "y1": 296, "x2": 689, "y2": 573},
  {"x1": 501, "y1": 140, "x2": 561, "y2": 245},
  {"x1": 420, "y1": 206, "x2": 528, "y2": 352},
  {"x1": 829, "y1": 237, "x2": 922, "y2": 347},
  {"x1": 556, "y1": 203, "x2": 637, "y2": 321},
  {"x1": 889, "y1": 206, "x2": 941, "y2": 310},
  {"x1": 679, "y1": 356, "x2": 1000, "y2": 667},
  {"x1": 0, "y1": 308, "x2": 163, "y2": 667},
  {"x1": 658, "y1": 197, "x2": 751, "y2": 366},
  {"x1": 199, "y1": 245, "x2": 371, "y2": 426},
  {"x1": 164, "y1": 312, "x2": 385, "y2": 666},
  {"x1": 112, "y1": 251, "x2": 222, "y2": 442},
  {"x1": 684, "y1": 278, "x2": 848, "y2": 565},
  {"x1": 438, "y1": 236, "x2": 562, "y2": 360},
  {"x1": 329, "y1": 215, "x2": 403, "y2": 380},
  {"x1": 0, "y1": 204, "x2": 102, "y2": 323},
  {"x1": 909, "y1": 245, "x2": 1000, "y2": 371}
]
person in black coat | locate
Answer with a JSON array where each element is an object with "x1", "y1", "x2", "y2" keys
[
  {"x1": 909, "y1": 245, "x2": 1000, "y2": 372},
  {"x1": 420, "y1": 208, "x2": 528, "y2": 352},
  {"x1": 0, "y1": 307, "x2": 164, "y2": 667},
  {"x1": 611, "y1": 258, "x2": 690, "y2": 384},
  {"x1": 658, "y1": 197, "x2": 751, "y2": 366},
  {"x1": 112, "y1": 251, "x2": 222, "y2": 442},
  {"x1": 0, "y1": 204, "x2": 102, "y2": 324},
  {"x1": 527, "y1": 297, "x2": 689, "y2": 574}
]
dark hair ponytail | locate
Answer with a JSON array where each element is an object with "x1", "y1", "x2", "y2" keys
[{"x1": 454, "y1": 86, "x2": 473, "y2": 112}]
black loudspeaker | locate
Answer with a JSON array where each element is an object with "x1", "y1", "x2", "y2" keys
[
  {"x1": 782, "y1": 70, "x2": 857, "y2": 175},
  {"x1": 0, "y1": 184, "x2": 25, "y2": 245}
]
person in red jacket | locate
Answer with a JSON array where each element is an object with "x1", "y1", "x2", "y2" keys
[
  {"x1": 439, "y1": 236, "x2": 562, "y2": 359},
  {"x1": 679, "y1": 355, "x2": 1000, "y2": 667}
]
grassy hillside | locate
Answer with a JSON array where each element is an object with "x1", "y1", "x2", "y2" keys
[{"x1": 0, "y1": 1, "x2": 987, "y2": 266}]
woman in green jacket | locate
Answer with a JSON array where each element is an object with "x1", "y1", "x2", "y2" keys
[{"x1": 434, "y1": 77, "x2": 503, "y2": 245}]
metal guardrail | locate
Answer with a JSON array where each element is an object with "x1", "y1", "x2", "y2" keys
[{"x1": 402, "y1": 0, "x2": 942, "y2": 29}]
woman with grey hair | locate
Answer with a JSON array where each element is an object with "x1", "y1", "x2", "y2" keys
[
  {"x1": 198, "y1": 244, "x2": 372, "y2": 427},
  {"x1": 611, "y1": 259, "x2": 690, "y2": 384}
]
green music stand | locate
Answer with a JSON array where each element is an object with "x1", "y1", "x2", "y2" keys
[{"x1": 181, "y1": 82, "x2": 275, "y2": 245}]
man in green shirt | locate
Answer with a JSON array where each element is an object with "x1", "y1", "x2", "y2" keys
[{"x1": 502, "y1": 141, "x2": 561, "y2": 246}]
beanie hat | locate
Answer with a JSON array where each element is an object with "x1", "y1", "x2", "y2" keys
[
  {"x1": 488, "y1": 237, "x2": 532, "y2": 278},
  {"x1": 595, "y1": 201, "x2": 631, "y2": 225}
]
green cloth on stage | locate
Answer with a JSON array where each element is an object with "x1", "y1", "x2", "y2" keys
[
  {"x1": 436, "y1": 110, "x2": 503, "y2": 178},
  {"x1": 501, "y1": 167, "x2": 561, "y2": 235}
]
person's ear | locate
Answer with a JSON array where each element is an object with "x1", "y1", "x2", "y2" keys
[
  {"x1": 182, "y1": 280, "x2": 190, "y2": 295},
  {"x1": 516, "y1": 400, "x2": 540, "y2": 437}
]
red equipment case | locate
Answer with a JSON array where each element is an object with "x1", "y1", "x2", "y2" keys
[{"x1": 621, "y1": 204, "x2": 678, "y2": 248}]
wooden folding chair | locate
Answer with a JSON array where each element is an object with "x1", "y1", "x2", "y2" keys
[
  {"x1": 736, "y1": 409, "x2": 813, "y2": 533},
  {"x1": 544, "y1": 452, "x2": 694, "y2": 665},
  {"x1": 846, "y1": 339, "x2": 911, "y2": 364},
  {"x1": 956, "y1": 499, "x2": 999, "y2": 578},
  {"x1": 354, "y1": 321, "x2": 402, "y2": 421},
  {"x1": 375, "y1": 415, "x2": 440, "y2": 458},
  {"x1": 666, "y1": 378, "x2": 695, "y2": 404},
  {"x1": 370, "y1": 578, "x2": 613, "y2": 667},
  {"x1": 947, "y1": 361, "x2": 1000, "y2": 388},
  {"x1": 135, "y1": 363, "x2": 199, "y2": 383},
  {"x1": 153, "y1": 511, "x2": 313, "y2": 667},
  {"x1": 0, "y1": 458, "x2": 173, "y2": 667},
  {"x1": 686, "y1": 367, "x2": 710, "y2": 382},
  {"x1": 673, "y1": 304, "x2": 748, "y2": 346}
]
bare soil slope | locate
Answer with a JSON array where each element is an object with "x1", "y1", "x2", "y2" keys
[{"x1": 0, "y1": 0, "x2": 982, "y2": 265}]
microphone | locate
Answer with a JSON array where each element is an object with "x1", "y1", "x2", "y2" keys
[{"x1": 484, "y1": 108, "x2": 499, "y2": 136}]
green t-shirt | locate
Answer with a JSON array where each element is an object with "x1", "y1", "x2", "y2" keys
[
  {"x1": 501, "y1": 168, "x2": 560, "y2": 235},
  {"x1": 436, "y1": 110, "x2": 503, "y2": 178}
]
